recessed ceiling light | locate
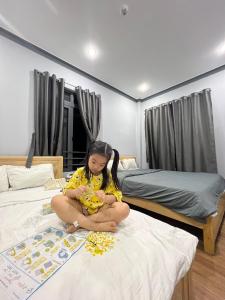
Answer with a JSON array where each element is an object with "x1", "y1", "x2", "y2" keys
[
  {"x1": 215, "y1": 41, "x2": 225, "y2": 56},
  {"x1": 84, "y1": 43, "x2": 100, "y2": 61},
  {"x1": 137, "y1": 82, "x2": 150, "y2": 92}
]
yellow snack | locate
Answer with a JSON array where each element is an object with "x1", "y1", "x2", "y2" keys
[
  {"x1": 85, "y1": 232, "x2": 116, "y2": 256},
  {"x1": 79, "y1": 187, "x2": 103, "y2": 214}
]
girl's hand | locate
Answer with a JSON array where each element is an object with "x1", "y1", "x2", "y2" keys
[
  {"x1": 95, "y1": 191, "x2": 116, "y2": 205},
  {"x1": 95, "y1": 190, "x2": 106, "y2": 204},
  {"x1": 74, "y1": 186, "x2": 87, "y2": 199}
]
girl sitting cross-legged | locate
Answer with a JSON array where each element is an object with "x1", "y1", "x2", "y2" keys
[{"x1": 51, "y1": 141, "x2": 130, "y2": 233}]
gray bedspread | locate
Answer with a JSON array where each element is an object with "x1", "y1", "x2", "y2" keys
[{"x1": 118, "y1": 169, "x2": 225, "y2": 219}]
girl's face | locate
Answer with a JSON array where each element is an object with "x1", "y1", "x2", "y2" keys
[{"x1": 88, "y1": 154, "x2": 108, "y2": 175}]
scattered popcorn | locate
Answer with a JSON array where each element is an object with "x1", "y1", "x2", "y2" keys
[{"x1": 85, "y1": 232, "x2": 116, "y2": 256}]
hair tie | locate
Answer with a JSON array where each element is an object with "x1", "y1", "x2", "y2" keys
[{"x1": 104, "y1": 143, "x2": 107, "y2": 154}]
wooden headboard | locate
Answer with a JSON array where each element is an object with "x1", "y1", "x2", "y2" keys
[
  {"x1": 0, "y1": 156, "x2": 63, "y2": 179},
  {"x1": 108, "y1": 155, "x2": 136, "y2": 162},
  {"x1": 120, "y1": 155, "x2": 136, "y2": 160}
]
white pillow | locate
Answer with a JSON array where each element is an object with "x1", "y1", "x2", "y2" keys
[
  {"x1": 7, "y1": 164, "x2": 55, "y2": 190},
  {"x1": 107, "y1": 160, "x2": 124, "y2": 171},
  {"x1": 0, "y1": 166, "x2": 9, "y2": 192},
  {"x1": 121, "y1": 158, "x2": 138, "y2": 170},
  {"x1": 44, "y1": 178, "x2": 66, "y2": 190}
]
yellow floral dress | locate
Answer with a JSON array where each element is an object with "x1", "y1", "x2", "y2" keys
[{"x1": 63, "y1": 167, "x2": 122, "y2": 214}]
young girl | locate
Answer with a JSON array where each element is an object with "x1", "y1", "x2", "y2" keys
[{"x1": 51, "y1": 141, "x2": 130, "y2": 233}]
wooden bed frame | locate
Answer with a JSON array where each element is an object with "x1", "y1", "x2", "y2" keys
[
  {"x1": 172, "y1": 270, "x2": 192, "y2": 300},
  {"x1": 123, "y1": 194, "x2": 225, "y2": 256},
  {"x1": 0, "y1": 156, "x2": 63, "y2": 179},
  {"x1": 120, "y1": 157, "x2": 225, "y2": 255},
  {"x1": 0, "y1": 156, "x2": 192, "y2": 299}
]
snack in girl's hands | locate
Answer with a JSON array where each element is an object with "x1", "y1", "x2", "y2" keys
[{"x1": 79, "y1": 186, "x2": 104, "y2": 214}]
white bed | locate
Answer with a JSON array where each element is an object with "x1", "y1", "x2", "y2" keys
[{"x1": 0, "y1": 156, "x2": 198, "y2": 300}]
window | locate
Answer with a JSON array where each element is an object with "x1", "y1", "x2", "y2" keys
[{"x1": 63, "y1": 88, "x2": 87, "y2": 171}]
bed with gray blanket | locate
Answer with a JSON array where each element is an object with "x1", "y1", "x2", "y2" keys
[
  {"x1": 118, "y1": 168, "x2": 225, "y2": 255},
  {"x1": 118, "y1": 169, "x2": 225, "y2": 219}
]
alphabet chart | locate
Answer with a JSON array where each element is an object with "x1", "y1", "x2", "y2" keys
[{"x1": 0, "y1": 227, "x2": 85, "y2": 300}]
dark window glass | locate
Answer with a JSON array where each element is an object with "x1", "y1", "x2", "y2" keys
[{"x1": 63, "y1": 88, "x2": 87, "y2": 172}]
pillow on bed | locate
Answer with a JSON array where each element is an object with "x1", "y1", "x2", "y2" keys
[
  {"x1": 44, "y1": 178, "x2": 66, "y2": 190},
  {"x1": 7, "y1": 164, "x2": 55, "y2": 190},
  {"x1": 121, "y1": 158, "x2": 138, "y2": 170},
  {"x1": 0, "y1": 165, "x2": 9, "y2": 192},
  {"x1": 107, "y1": 160, "x2": 124, "y2": 171}
]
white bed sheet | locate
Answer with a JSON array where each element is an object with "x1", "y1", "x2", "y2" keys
[{"x1": 0, "y1": 187, "x2": 198, "y2": 300}]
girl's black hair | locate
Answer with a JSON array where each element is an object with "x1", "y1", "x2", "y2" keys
[{"x1": 84, "y1": 141, "x2": 121, "y2": 190}]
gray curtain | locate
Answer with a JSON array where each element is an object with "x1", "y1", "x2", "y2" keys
[
  {"x1": 27, "y1": 70, "x2": 64, "y2": 165},
  {"x1": 145, "y1": 89, "x2": 217, "y2": 173},
  {"x1": 172, "y1": 89, "x2": 217, "y2": 172},
  {"x1": 145, "y1": 104, "x2": 176, "y2": 170},
  {"x1": 76, "y1": 86, "x2": 101, "y2": 142}
]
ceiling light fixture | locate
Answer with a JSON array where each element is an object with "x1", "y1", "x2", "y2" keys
[
  {"x1": 215, "y1": 41, "x2": 225, "y2": 56},
  {"x1": 137, "y1": 82, "x2": 150, "y2": 92},
  {"x1": 121, "y1": 4, "x2": 128, "y2": 16},
  {"x1": 84, "y1": 43, "x2": 100, "y2": 61}
]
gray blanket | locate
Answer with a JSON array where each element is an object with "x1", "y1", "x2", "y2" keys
[{"x1": 118, "y1": 169, "x2": 225, "y2": 219}]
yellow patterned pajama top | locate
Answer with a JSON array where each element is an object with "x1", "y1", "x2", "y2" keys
[{"x1": 63, "y1": 167, "x2": 122, "y2": 214}]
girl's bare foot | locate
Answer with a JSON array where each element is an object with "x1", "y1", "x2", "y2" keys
[
  {"x1": 93, "y1": 221, "x2": 117, "y2": 232},
  {"x1": 66, "y1": 224, "x2": 79, "y2": 233},
  {"x1": 66, "y1": 220, "x2": 117, "y2": 233}
]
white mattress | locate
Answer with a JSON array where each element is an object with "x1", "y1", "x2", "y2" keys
[{"x1": 0, "y1": 187, "x2": 198, "y2": 300}]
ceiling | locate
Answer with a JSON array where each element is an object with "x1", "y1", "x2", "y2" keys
[{"x1": 1, "y1": 0, "x2": 225, "y2": 100}]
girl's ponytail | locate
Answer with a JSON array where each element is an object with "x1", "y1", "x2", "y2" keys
[{"x1": 111, "y1": 149, "x2": 121, "y2": 189}]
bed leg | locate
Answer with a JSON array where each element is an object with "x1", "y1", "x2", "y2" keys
[
  {"x1": 183, "y1": 270, "x2": 192, "y2": 300},
  {"x1": 203, "y1": 223, "x2": 215, "y2": 255},
  {"x1": 172, "y1": 270, "x2": 192, "y2": 300}
]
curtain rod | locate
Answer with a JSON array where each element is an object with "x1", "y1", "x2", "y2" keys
[
  {"x1": 64, "y1": 82, "x2": 101, "y2": 96},
  {"x1": 65, "y1": 82, "x2": 76, "y2": 89},
  {"x1": 144, "y1": 88, "x2": 211, "y2": 112},
  {"x1": 35, "y1": 69, "x2": 101, "y2": 96}
]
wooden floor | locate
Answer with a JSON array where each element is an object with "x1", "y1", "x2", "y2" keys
[
  {"x1": 129, "y1": 204, "x2": 225, "y2": 300},
  {"x1": 192, "y1": 217, "x2": 225, "y2": 300}
]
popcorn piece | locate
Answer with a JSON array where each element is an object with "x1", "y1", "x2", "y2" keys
[{"x1": 85, "y1": 232, "x2": 116, "y2": 256}]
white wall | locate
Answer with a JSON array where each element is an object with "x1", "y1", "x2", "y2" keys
[
  {"x1": 1, "y1": 34, "x2": 224, "y2": 175},
  {"x1": 141, "y1": 71, "x2": 225, "y2": 177},
  {"x1": 0, "y1": 35, "x2": 139, "y2": 161}
]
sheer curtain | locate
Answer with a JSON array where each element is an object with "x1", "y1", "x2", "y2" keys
[{"x1": 145, "y1": 89, "x2": 217, "y2": 172}]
